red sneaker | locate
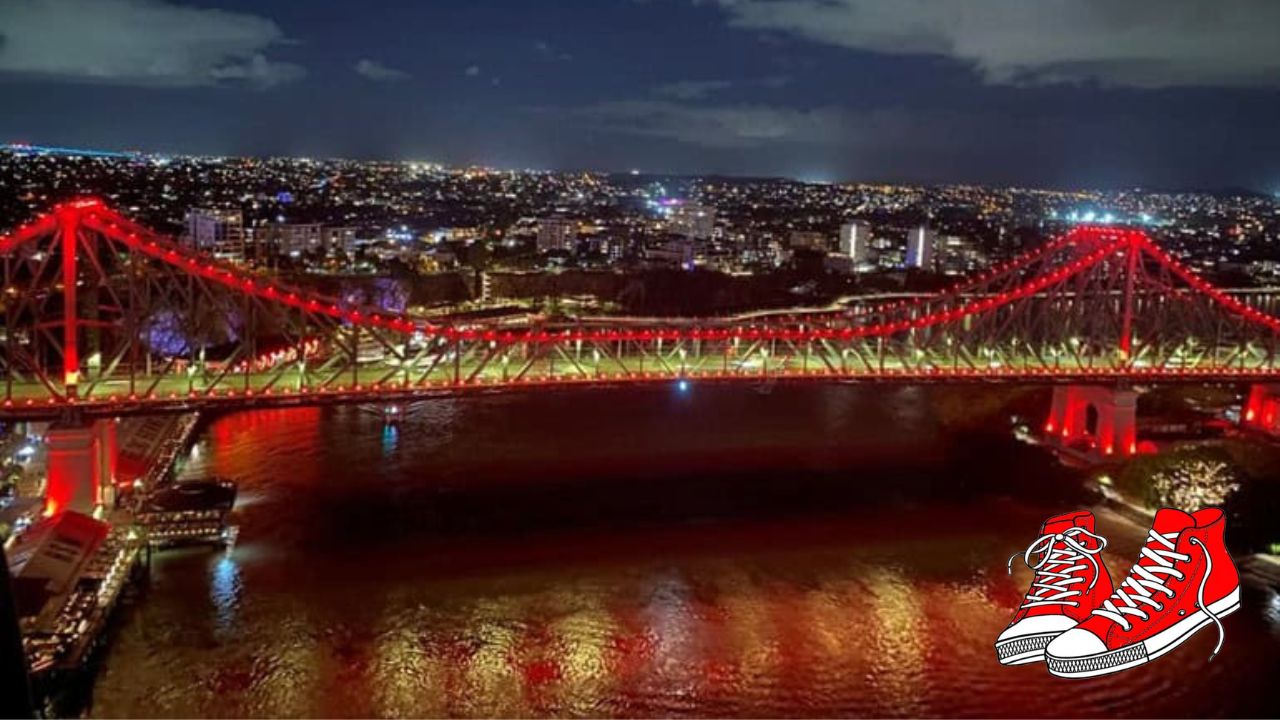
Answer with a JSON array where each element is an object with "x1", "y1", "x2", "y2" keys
[
  {"x1": 1045, "y1": 507, "x2": 1241, "y2": 678},
  {"x1": 995, "y1": 510, "x2": 1113, "y2": 665}
]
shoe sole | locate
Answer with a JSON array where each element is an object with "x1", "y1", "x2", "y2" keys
[
  {"x1": 995, "y1": 632, "x2": 1058, "y2": 665},
  {"x1": 1045, "y1": 587, "x2": 1241, "y2": 678}
]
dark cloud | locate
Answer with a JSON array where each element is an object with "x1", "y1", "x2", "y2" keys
[
  {"x1": 0, "y1": 0, "x2": 1274, "y2": 189},
  {"x1": 706, "y1": 0, "x2": 1280, "y2": 88},
  {"x1": 0, "y1": 0, "x2": 303, "y2": 88},
  {"x1": 551, "y1": 100, "x2": 888, "y2": 148}
]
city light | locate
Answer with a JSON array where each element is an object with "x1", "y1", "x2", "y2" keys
[{"x1": 0, "y1": 3, "x2": 1275, "y2": 715}]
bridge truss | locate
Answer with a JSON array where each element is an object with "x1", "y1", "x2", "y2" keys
[{"x1": 1, "y1": 199, "x2": 1279, "y2": 418}]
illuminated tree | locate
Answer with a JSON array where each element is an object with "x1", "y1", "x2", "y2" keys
[{"x1": 1151, "y1": 459, "x2": 1239, "y2": 511}]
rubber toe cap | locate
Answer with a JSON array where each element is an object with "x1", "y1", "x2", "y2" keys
[
  {"x1": 1046, "y1": 627, "x2": 1108, "y2": 658},
  {"x1": 997, "y1": 614, "x2": 1078, "y2": 643}
]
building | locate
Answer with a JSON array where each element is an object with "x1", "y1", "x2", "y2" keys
[
  {"x1": 537, "y1": 217, "x2": 577, "y2": 253},
  {"x1": 788, "y1": 230, "x2": 829, "y2": 252},
  {"x1": 6, "y1": 511, "x2": 141, "y2": 676},
  {"x1": 669, "y1": 204, "x2": 716, "y2": 240},
  {"x1": 906, "y1": 226, "x2": 938, "y2": 270},
  {"x1": 839, "y1": 221, "x2": 872, "y2": 263},
  {"x1": 184, "y1": 208, "x2": 245, "y2": 261},
  {"x1": 254, "y1": 222, "x2": 324, "y2": 258},
  {"x1": 936, "y1": 234, "x2": 968, "y2": 274},
  {"x1": 321, "y1": 227, "x2": 359, "y2": 256},
  {"x1": 646, "y1": 239, "x2": 696, "y2": 269}
]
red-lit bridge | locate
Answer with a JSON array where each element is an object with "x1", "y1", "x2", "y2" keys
[
  {"x1": 7, "y1": 198, "x2": 1280, "y2": 514},
  {"x1": 3, "y1": 198, "x2": 1280, "y2": 419}
]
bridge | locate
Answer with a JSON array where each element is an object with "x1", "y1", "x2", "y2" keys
[{"x1": 3, "y1": 199, "x2": 1280, "y2": 513}]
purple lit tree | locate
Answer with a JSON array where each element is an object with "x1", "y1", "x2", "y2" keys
[
  {"x1": 340, "y1": 278, "x2": 409, "y2": 314},
  {"x1": 140, "y1": 304, "x2": 242, "y2": 359}
]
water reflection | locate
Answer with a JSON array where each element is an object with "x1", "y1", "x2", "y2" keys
[
  {"x1": 381, "y1": 424, "x2": 399, "y2": 456},
  {"x1": 210, "y1": 555, "x2": 241, "y2": 637},
  {"x1": 866, "y1": 568, "x2": 925, "y2": 716},
  {"x1": 89, "y1": 387, "x2": 1280, "y2": 717}
]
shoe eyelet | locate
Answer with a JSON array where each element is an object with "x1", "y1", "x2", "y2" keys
[{"x1": 1179, "y1": 609, "x2": 1186, "y2": 616}]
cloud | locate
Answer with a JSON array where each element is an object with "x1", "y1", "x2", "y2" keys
[
  {"x1": 534, "y1": 40, "x2": 573, "y2": 62},
  {"x1": 354, "y1": 58, "x2": 410, "y2": 82},
  {"x1": 652, "y1": 75, "x2": 792, "y2": 99},
  {"x1": 0, "y1": 0, "x2": 305, "y2": 88},
  {"x1": 464, "y1": 65, "x2": 482, "y2": 77},
  {"x1": 553, "y1": 100, "x2": 862, "y2": 148},
  {"x1": 654, "y1": 80, "x2": 734, "y2": 100},
  {"x1": 704, "y1": 0, "x2": 1280, "y2": 88}
]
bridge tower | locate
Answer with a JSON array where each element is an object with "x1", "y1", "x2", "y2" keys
[
  {"x1": 1243, "y1": 384, "x2": 1280, "y2": 435},
  {"x1": 44, "y1": 418, "x2": 117, "y2": 516},
  {"x1": 1044, "y1": 385, "x2": 1138, "y2": 461}
]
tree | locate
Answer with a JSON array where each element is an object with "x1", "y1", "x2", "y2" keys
[{"x1": 1151, "y1": 459, "x2": 1240, "y2": 511}]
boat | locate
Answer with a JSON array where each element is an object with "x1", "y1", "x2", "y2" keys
[{"x1": 137, "y1": 477, "x2": 237, "y2": 547}]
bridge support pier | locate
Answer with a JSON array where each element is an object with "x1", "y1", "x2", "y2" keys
[
  {"x1": 1243, "y1": 384, "x2": 1280, "y2": 435},
  {"x1": 44, "y1": 419, "x2": 117, "y2": 516},
  {"x1": 1044, "y1": 385, "x2": 1137, "y2": 461}
]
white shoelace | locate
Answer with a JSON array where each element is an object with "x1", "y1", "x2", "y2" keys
[
  {"x1": 1092, "y1": 530, "x2": 1226, "y2": 661},
  {"x1": 1007, "y1": 526, "x2": 1108, "y2": 609}
]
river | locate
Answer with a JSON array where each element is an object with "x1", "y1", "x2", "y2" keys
[{"x1": 85, "y1": 384, "x2": 1280, "y2": 717}]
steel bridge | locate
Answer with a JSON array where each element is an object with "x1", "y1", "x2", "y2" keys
[{"x1": 1, "y1": 198, "x2": 1279, "y2": 424}]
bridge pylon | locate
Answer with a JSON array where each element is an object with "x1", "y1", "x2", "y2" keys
[
  {"x1": 44, "y1": 418, "x2": 117, "y2": 516},
  {"x1": 1044, "y1": 385, "x2": 1138, "y2": 461},
  {"x1": 1243, "y1": 384, "x2": 1280, "y2": 435}
]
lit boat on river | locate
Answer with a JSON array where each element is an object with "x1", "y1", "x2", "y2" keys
[{"x1": 137, "y1": 477, "x2": 237, "y2": 547}]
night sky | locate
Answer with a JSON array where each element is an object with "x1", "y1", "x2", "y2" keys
[{"x1": 1, "y1": 0, "x2": 1278, "y2": 190}]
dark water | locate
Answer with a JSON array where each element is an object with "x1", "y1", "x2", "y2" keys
[{"x1": 88, "y1": 385, "x2": 1280, "y2": 717}]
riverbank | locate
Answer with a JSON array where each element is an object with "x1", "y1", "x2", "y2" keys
[
  {"x1": 1094, "y1": 463, "x2": 1280, "y2": 591},
  {"x1": 6, "y1": 412, "x2": 202, "y2": 715}
]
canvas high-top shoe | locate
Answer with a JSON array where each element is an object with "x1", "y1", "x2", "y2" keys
[
  {"x1": 1045, "y1": 507, "x2": 1240, "y2": 678},
  {"x1": 995, "y1": 510, "x2": 1113, "y2": 665}
]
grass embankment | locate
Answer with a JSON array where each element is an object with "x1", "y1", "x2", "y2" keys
[{"x1": 1114, "y1": 438, "x2": 1280, "y2": 552}]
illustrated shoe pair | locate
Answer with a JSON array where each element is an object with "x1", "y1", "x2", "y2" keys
[{"x1": 995, "y1": 508, "x2": 1240, "y2": 678}]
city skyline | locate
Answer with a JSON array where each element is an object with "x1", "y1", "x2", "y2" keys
[
  {"x1": 1, "y1": 1, "x2": 1278, "y2": 191},
  {"x1": 3, "y1": 4, "x2": 1280, "y2": 718}
]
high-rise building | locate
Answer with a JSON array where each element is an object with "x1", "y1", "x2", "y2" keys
[
  {"x1": 839, "y1": 221, "x2": 872, "y2": 263},
  {"x1": 184, "y1": 208, "x2": 245, "y2": 262},
  {"x1": 936, "y1": 234, "x2": 964, "y2": 274},
  {"x1": 669, "y1": 204, "x2": 716, "y2": 240},
  {"x1": 906, "y1": 226, "x2": 937, "y2": 270},
  {"x1": 537, "y1": 217, "x2": 577, "y2": 252}
]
